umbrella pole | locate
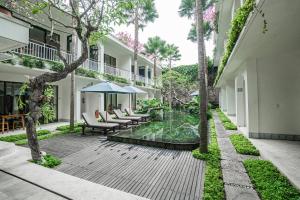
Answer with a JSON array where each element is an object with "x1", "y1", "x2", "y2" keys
[{"x1": 106, "y1": 93, "x2": 108, "y2": 122}]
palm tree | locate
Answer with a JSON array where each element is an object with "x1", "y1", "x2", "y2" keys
[
  {"x1": 144, "y1": 36, "x2": 166, "y2": 87},
  {"x1": 163, "y1": 44, "x2": 181, "y2": 110},
  {"x1": 125, "y1": 0, "x2": 158, "y2": 84},
  {"x1": 179, "y1": 0, "x2": 215, "y2": 153}
]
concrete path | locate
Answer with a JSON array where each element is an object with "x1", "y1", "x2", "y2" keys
[
  {"x1": 250, "y1": 139, "x2": 300, "y2": 190},
  {"x1": 213, "y1": 112, "x2": 260, "y2": 200},
  {"x1": 0, "y1": 171, "x2": 66, "y2": 200}
]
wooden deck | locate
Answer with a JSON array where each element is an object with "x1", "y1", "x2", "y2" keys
[{"x1": 38, "y1": 134, "x2": 205, "y2": 200}]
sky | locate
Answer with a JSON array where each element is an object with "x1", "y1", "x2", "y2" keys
[{"x1": 113, "y1": 0, "x2": 214, "y2": 67}]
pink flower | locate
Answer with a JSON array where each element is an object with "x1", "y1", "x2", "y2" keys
[{"x1": 203, "y1": 5, "x2": 216, "y2": 23}]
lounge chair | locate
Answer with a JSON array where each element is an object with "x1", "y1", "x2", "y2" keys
[
  {"x1": 100, "y1": 111, "x2": 131, "y2": 128},
  {"x1": 113, "y1": 109, "x2": 141, "y2": 125},
  {"x1": 81, "y1": 113, "x2": 119, "y2": 135},
  {"x1": 125, "y1": 108, "x2": 150, "y2": 122}
]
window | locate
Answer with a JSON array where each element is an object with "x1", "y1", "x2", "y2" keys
[
  {"x1": 148, "y1": 69, "x2": 151, "y2": 79},
  {"x1": 67, "y1": 35, "x2": 72, "y2": 53},
  {"x1": 104, "y1": 54, "x2": 116, "y2": 67},
  {"x1": 139, "y1": 67, "x2": 145, "y2": 77},
  {"x1": 90, "y1": 45, "x2": 98, "y2": 61},
  {"x1": 104, "y1": 94, "x2": 117, "y2": 113}
]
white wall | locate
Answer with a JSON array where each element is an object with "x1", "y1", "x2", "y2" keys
[{"x1": 226, "y1": 80, "x2": 236, "y2": 115}]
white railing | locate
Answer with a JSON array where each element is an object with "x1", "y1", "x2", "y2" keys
[
  {"x1": 104, "y1": 65, "x2": 131, "y2": 80},
  {"x1": 82, "y1": 59, "x2": 99, "y2": 71},
  {"x1": 12, "y1": 40, "x2": 73, "y2": 64}
]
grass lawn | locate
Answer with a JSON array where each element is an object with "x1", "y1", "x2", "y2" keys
[
  {"x1": 229, "y1": 133, "x2": 260, "y2": 156},
  {"x1": 216, "y1": 108, "x2": 237, "y2": 130},
  {"x1": 192, "y1": 118, "x2": 224, "y2": 200},
  {"x1": 244, "y1": 159, "x2": 300, "y2": 200}
]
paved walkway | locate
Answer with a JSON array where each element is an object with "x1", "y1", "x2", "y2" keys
[
  {"x1": 0, "y1": 171, "x2": 66, "y2": 200},
  {"x1": 250, "y1": 139, "x2": 300, "y2": 190},
  {"x1": 213, "y1": 112, "x2": 260, "y2": 200},
  {"x1": 37, "y1": 134, "x2": 205, "y2": 200}
]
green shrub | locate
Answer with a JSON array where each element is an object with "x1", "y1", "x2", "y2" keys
[
  {"x1": 135, "y1": 80, "x2": 145, "y2": 86},
  {"x1": 1, "y1": 58, "x2": 17, "y2": 65},
  {"x1": 0, "y1": 130, "x2": 51, "y2": 143},
  {"x1": 56, "y1": 123, "x2": 82, "y2": 134},
  {"x1": 192, "y1": 119, "x2": 224, "y2": 200},
  {"x1": 76, "y1": 68, "x2": 99, "y2": 78},
  {"x1": 216, "y1": 108, "x2": 237, "y2": 130},
  {"x1": 49, "y1": 61, "x2": 64, "y2": 72},
  {"x1": 22, "y1": 56, "x2": 45, "y2": 69},
  {"x1": 103, "y1": 73, "x2": 129, "y2": 84},
  {"x1": 244, "y1": 159, "x2": 300, "y2": 200},
  {"x1": 230, "y1": 134, "x2": 260, "y2": 156},
  {"x1": 32, "y1": 154, "x2": 61, "y2": 168}
]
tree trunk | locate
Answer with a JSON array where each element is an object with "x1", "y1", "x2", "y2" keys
[
  {"x1": 133, "y1": 7, "x2": 139, "y2": 85},
  {"x1": 196, "y1": 0, "x2": 208, "y2": 153},
  {"x1": 70, "y1": 71, "x2": 75, "y2": 131},
  {"x1": 168, "y1": 59, "x2": 172, "y2": 110},
  {"x1": 154, "y1": 57, "x2": 157, "y2": 87},
  {"x1": 26, "y1": 81, "x2": 44, "y2": 161}
]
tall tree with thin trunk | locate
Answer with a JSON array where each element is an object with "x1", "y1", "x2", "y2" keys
[
  {"x1": 163, "y1": 44, "x2": 181, "y2": 110},
  {"x1": 125, "y1": 0, "x2": 158, "y2": 84},
  {"x1": 196, "y1": 0, "x2": 208, "y2": 153},
  {"x1": 144, "y1": 36, "x2": 166, "y2": 87},
  {"x1": 179, "y1": 0, "x2": 215, "y2": 153},
  {"x1": 7, "y1": 0, "x2": 135, "y2": 161}
]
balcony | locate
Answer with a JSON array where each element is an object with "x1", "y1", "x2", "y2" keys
[
  {"x1": 11, "y1": 40, "x2": 98, "y2": 71},
  {"x1": 9, "y1": 40, "x2": 156, "y2": 87}
]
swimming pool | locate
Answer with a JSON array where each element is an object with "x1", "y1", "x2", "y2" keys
[{"x1": 107, "y1": 111, "x2": 200, "y2": 150}]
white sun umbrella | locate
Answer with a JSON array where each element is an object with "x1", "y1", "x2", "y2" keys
[
  {"x1": 191, "y1": 91, "x2": 199, "y2": 96},
  {"x1": 123, "y1": 86, "x2": 147, "y2": 111},
  {"x1": 81, "y1": 81, "x2": 129, "y2": 121}
]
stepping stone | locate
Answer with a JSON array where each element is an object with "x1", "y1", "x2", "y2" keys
[
  {"x1": 222, "y1": 169, "x2": 252, "y2": 186},
  {"x1": 221, "y1": 160, "x2": 246, "y2": 173},
  {"x1": 225, "y1": 185, "x2": 260, "y2": 200}
]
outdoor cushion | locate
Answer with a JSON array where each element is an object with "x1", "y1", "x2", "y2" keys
[
  {"x1": 125, "y1": 108, "x2": 150, "y2": 118},
  {"x1": 114, "y1": 109, "x2": 141, "y2": 120},
  {"x1": 100, "y1": 111, "x2": 131, "y2": 124},
  {"x1": 82, "y1": 113, "x2": 118, "y2": 128}
]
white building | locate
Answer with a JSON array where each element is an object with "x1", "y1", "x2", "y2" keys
[
  {"x1": 0, "y1": 5, "x2": 161, "y2": 123},
  {"x1": 214, "y1": 0, "x2": 300, "y2": 140}
]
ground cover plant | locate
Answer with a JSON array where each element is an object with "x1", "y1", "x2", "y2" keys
[
  {"x1": 216, "y1": 108, "x2": 237, "y2": 130},
  {"x1": 230, "y1": 133, "x2": 260, "y2": 156},
  {"x1": 32, "y1": 154, "x2": 61, "y2": 168},
  {"x1": 192, "y1": 118, "x2": 224, "y2": 200},
  {"x1": 244, "y1": 159, "x2": 300, "y2": 200},
  {"x1": 0, "y1": 130, "x2": 50, "y2": 143}
]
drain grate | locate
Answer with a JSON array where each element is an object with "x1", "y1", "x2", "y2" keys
[{"x1": 225, "y1": 182, "x2": 253, "y2": 189}]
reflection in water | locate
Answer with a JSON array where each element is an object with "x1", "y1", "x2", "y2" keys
[{"x1": 118, "y1": 111, "x2": 200, "y2": 143}]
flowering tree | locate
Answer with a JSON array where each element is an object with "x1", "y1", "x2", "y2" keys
[{"x1": 116, "y1": 31, "x2": 145, "y2": 53}]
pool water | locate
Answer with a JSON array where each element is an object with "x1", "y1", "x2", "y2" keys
[{"x1": 112, "y1": 111, "x2": 200, "y2": 144}]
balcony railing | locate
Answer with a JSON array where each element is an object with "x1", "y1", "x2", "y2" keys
[
  {"x1": 11, "y1": 40, "x2": 99, "y2": 71},
  {"x1": 10, "y1": 40, "x2": 156, "y2": 86},
  {"x1": 104, "y1": 65, "x2": 131, "y2": 80}
]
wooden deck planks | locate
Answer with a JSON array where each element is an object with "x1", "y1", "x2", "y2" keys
[{"x1": 38, "y1": 134, "x2": 204, "y2": 200}]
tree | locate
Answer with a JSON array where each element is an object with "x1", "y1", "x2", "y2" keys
[
  {"x1": 7, "y1": 0, "x2": 134, "y2": 161},
  {"x1": 125, "y1": 0, "x2": 158, "y2": 84},
  {"x1": 162, "y1": 44, "x2": 181, "y2": 110},
  {"x1": 144, "y1": 36, "x2": 166, "y2": 87},
  {"x1": 179, "y1": 0, "x2": 216, "y2": 153},
  {"x1": 179, "y1": 0, "x2": 216, "y2": 42}
]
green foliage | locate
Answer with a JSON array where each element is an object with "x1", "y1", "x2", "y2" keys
[
  {"x1": 188, "y1": 22, "x2": 213, "y2": 42},
  {"x1": 215, "y1": 0, "x2": 255, "y2": 85},
  {"x1": 41, "y1": 86, "x2": 55, "y2": 124},
  {"x1": 172, "y1": 64, "x2": 198, "y2": 82},
  {"x1": 32, "y1": 154, "x2": 61, "y2": 168},
  {"x1": 56, "y1": 123, "x2": 83, "y2": 134},
  {"x1": 137, "y1": 98, "x2": 167, "y2": 120},
  {"x1": 230, "y1": 134, "x2": 260, "y2": 156},
  {"x1": 244, "y1": 159, "x2": 300, "y2": 200},
  {"x1": 49, "y1": 61, "x2": 64, "y2": 72},
  {"x1": 144, "y1": 36, "x2": 166, "y2": 60},
  {"x1": 135, "y1": 80, "x2": 145, "y2": 86},
  {"x1": 75, "y1": 68, "x2": 99, "y2": 78},
  {"x1": 162, "y1": 44, "x2": 181, "y2": 64},
  {"x1": 22, "y1": 55, "x2": 46, "y2": 69},
  {"x1": 103, "y1": 73, "x2": 129, "y2": 84},
  {"x1": 216, "y1": 108, "x2": 237, "y2": 130},
  {"x1": 192, "y1": 119, "x2": 225, "y2": 200},
  {"x1": 0, "y1": 130, "x2": 51, "y2": 143}
]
